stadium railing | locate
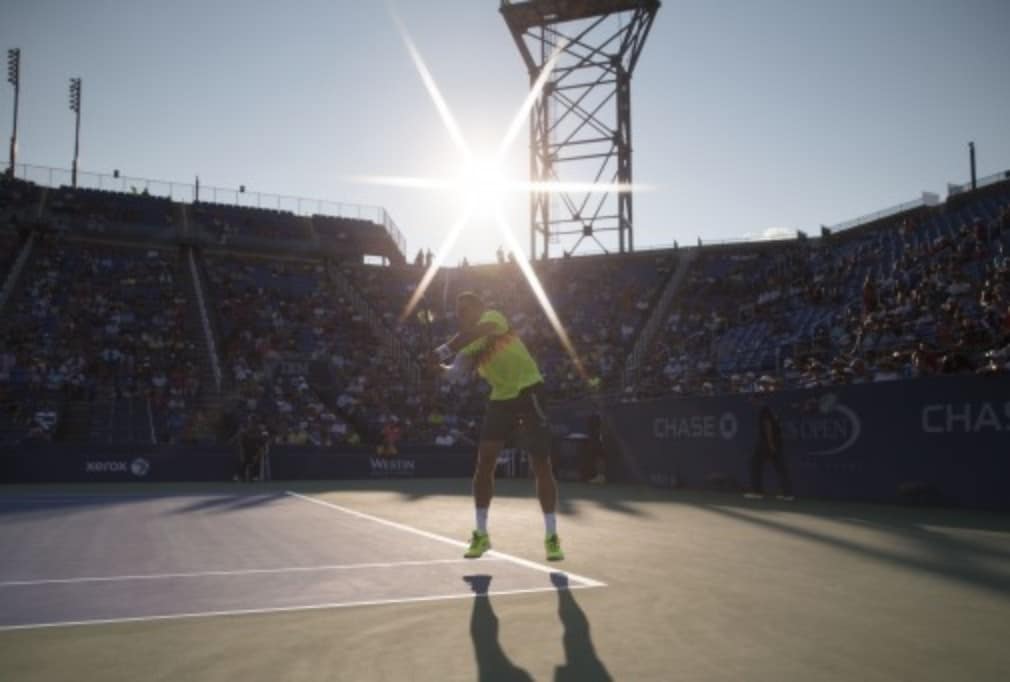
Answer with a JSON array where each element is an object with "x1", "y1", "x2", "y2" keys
[
  {"x1": 947, "y1": 169, "x2": 1010, "y2": 196},
  {"x1": 2, "y1": 162, "x2": 407, "y2": 258}
]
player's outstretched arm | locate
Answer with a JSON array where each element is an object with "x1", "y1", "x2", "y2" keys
[{"x1": 434, "y1": 321, "x2": 502, "y2": 361}]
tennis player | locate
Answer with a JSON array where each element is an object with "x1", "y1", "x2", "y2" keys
[{"x1": 435, "y1": 291, "x2": 564, "y2": 561}]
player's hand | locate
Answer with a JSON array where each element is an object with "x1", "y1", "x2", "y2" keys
[
  {"x1": 442, "y1": 352, "x2": 473, "y2": 383},
  {"x1": 434, "y1": 343, "x2": 454, "y2": 364}
]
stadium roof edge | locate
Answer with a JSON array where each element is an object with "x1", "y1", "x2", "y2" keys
[{"x1": 1, "y1": 161, "x2": 407, "y2": 261}]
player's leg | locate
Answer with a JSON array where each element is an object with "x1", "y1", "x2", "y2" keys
[
  {"x1": 240, "y1": 446, "x2": 252, "y2": 483},
  {"x1": 251, "y1": 450, "x2": 263, "y2": 482},
  {"x1": 464, "y1": 439, "x2": 502, "y2": 558},
  {"x1": 528, "y1": 453, "x2": 564, "y2": 561},
  {"x1": 590, "y1": 440, "x2": 607, "y2": 484},
  {"x1": 528, "y1": 454, "x2": 557, "y2": 514},
  {"x1": 522, "y1": 385, "x2": 564, "y2": 560},
  {"x1": 234, "y1": 443, "x2": 245, "y2": 482},
  {"x1": 473, "y1": 439, "x2": 504, "y2": 511},
  {"x1": 770, "y1": 449, "x2": 794, "y2": 500},
  {"x1": 746, "y1": 448, "x2": 765, "y2": 498},
  {"x1": 244, "y1": 451, "x2": 254, "y2": 482}
]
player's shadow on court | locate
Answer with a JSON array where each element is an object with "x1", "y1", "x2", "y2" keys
[
  {"x1": 462, "y1": 574, "x2": 612, "y2": 682},
  {"x1": 549, "y1": 572, "x2": 612, "y2": 682},
  {"x1": 464, "y1": 575, "x2": 535, "y2": 681}
]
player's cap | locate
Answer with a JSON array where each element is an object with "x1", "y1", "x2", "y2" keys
[{"x1": 456, "y1": 291, "x2": 482, "y2": 308}]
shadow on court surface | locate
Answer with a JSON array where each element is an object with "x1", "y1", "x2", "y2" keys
[
  {"x1": 0, "y1": 491, "x2": 287, "y2": 519},
  {"x1": 166, "y1": 492, "x2": 287, "y2": 515},
  {"x1": 463, "y1": 574, "x2": 612, "y2": 682},
  {"x1": 694, "y1": 500, "x2": 1010, "y2": 600},
  {"x1": 0, "y1": 478, "x2": 650, "y2": 518},
  {"x1": 302, "y1": 477, "x2": 652, "y2": 518}
]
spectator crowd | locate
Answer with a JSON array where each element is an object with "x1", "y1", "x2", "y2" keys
[{"x1": 2, "y1": 171, "x2": 1008, "y2": 448}]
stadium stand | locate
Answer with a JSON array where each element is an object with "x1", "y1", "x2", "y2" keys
[
  {"x1": 0, "y1": 229, "x2": 20, "y2": 288},
  {"x1": 2, "y1": 170, "x2": 1008, "y2": 447},
  {"x1": 0, "y1": 231, "x2": 207, "y2": 444},
  {"x1": 191, "y1": 203, "x2": 311, "y2": 245},
  {"x1": 634, "y1": 187, "x2": 1010, "y2": 399},
  {"x1": 340, "y1": 248, "x2": 678, "y2": 401},
  {"x1": 203, "y1": 252, "x2": 369, "y2": 446},
  {"x1": 49, "y1": 185, "x2": 175, "y2": 236}
]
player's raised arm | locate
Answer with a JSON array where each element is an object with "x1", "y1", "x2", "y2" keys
[{"x1": 433, "y1": 292, "x2": 504, "y2": 363}]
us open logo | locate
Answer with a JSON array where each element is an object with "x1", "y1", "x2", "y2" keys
[{"x1": 782, "y1": 393, "x2": 862, "y2": 456}]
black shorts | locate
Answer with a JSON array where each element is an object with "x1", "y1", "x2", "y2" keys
[{"x1": 481, "y1": 382, "x2": 552, "y2": 457}]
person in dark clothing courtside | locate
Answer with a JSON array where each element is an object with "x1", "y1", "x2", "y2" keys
[
  {"x1": 746, "y1": 398, "x2": 794, "y2": 501},
  {"x1": 235, "y1": 415, "x2": 270, "y2": 482}
]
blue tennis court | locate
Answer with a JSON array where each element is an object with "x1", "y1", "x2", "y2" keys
[
  {"x1": 1, "y1": 480, "x2": 1008, "y2": 682},
  {"x1": 0, "y1": 490, "x2": 603, "y2": 631}
]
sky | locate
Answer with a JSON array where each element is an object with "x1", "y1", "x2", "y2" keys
[{"x1": 1, "y1": 0, "x2": 1008, "y2": 262}]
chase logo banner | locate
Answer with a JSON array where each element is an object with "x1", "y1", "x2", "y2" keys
[
  {"x1": 921, "y1": 401, "x2": 1010, "y2": 434},
  {"x1": 652, "y1": 412, "x2": 738, "y2": 440},
  {"x1": 601, "y1": 374, "x2": 1010, "y2": 510}
]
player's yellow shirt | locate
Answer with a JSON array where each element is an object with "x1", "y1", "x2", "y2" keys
[{"x1": 460, "y1": 309, "x2": 543, "y2": 401}]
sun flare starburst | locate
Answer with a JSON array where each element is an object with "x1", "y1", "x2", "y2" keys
[
  {"x1": 356, "y1": 7, "x2": 652, "y2": 387},
  {"x1": 456, "y1": 157, "x2": 509, "y2": 213}
]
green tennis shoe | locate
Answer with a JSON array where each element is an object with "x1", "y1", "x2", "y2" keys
[
  {"x1": 464, "y1": 530, "x2": 491, "y2": 558},
  {"x1": 545, "y1": 533, "x2": 564, "y2": 561}
]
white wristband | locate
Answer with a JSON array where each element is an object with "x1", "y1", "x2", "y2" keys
[{"x1": 434, "y1": 343, "x2": 454, "y2": 363}]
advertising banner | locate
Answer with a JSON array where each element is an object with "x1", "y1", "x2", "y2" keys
[
  {"x1": 604, "y1": 375, "x2": 1010, "y2": 509},
  {"x1": 3, "y1": 374, "x2": 1006, "y2": 510}
]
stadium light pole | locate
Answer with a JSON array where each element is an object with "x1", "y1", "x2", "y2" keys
[
  {"x1": 969, "y1": 141, "x2": 977, "y2": 192},
  {"x1": 6, "y1": 48, "x2": 19, "y2": 175},
  {"x1": 501, "y1": 0, "x2": 660, "y2": 258},
  {"x1": 69, "y1": 77, "x2": 81, "y2": 188}
]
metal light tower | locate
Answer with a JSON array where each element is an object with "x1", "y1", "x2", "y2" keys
[
  {"x1": 69, "y1": 77, "x2": 81, "y2": 188},
  {"x1": 6, "y1": 48, "x2": 19, "y2": 174},
  {"x1": 501, "y1": 0, "x2": 660, "y2": 258},
  {"x1": 969, "y1": 141, "x2": 977, "y2": 192}
]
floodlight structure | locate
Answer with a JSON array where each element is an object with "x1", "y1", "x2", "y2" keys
[
  {"x1": 501, "y1": 0, "x2": 660, "y2": 258},
  {"x1": 69, "y1": 77, "x2": 81, "y2": 188},
  {"x1": 6, "y1": 48, "x2": 19, "y2": 173}
]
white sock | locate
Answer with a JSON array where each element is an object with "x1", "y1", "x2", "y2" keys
[
  {"x1": 475, "y1": 507, "x2": 489, "y2": 534},
  {"x1": 544, "y1": 512, "x2": 557, "y2": 537}
]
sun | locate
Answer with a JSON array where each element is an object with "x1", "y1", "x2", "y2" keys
[
  {"x1": 456, "y1": 157, "x2": 509, "y2": 212},
  {"x1": 368, "y1": 9, "x2": 648, "y2": 385}
]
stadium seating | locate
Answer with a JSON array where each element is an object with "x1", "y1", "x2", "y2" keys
[
  {"x1": 636, "y1": 190, "x2": 1010, "y2": 398},
  {"x1": 49, "y1": 186, "x2": 174, "y2": 233},
  {"x1": 0, "y1": 234, "x2": 205, "y2": 444},
  {"x1": 201, "y1": 252, "x2": 427, "y2": 447},
  {"x1": 2, "y1": 170, "x2": 1008, "y2": 447},
  {"x1": 340, "y1": 249, "x2": 678, "y2": 401},
  {"x1": 191, "y1": 203, "x2": 311, "y2": 245},
  {"x1": 0, "y1": 230, "x2": 20, "y2": 288}
]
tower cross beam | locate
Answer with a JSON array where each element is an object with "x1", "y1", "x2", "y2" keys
[{"x1": 501, "y1": 0, "x2": 660, "y2": 258}]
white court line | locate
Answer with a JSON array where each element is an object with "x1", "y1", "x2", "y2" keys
[
  {"x1": 0, "y1": 558, "x2": 502, "y2": 588},
  {"x1": 0, "y1": 583, "x2": 596, "y2": 633},
  {"x1": 285, "y1": 491, "x2": 607, "y2": 588},
  {"x1": 0, "y1": 493, "x2": 274, "y2": 502}
]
